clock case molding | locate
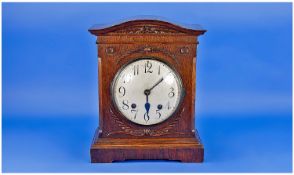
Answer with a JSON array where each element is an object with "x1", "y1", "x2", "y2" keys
[{"x1": 89, "y1": 19, "x2": 206, "y2": 163}]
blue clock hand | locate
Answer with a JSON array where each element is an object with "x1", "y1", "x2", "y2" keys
[
  {"x1": 144, "y1": 103, "x2": 150, "y2": 122},
  {"x1": 144, "y1": 89, "x2": 151, "y2": 122},
  {"x1": 142, "y1": 73, "x2": 170, "y2": 122}
]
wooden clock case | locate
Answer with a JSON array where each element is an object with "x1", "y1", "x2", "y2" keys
[{"x1": 89, "y1": 19, "x2": 206, "y2": 163}]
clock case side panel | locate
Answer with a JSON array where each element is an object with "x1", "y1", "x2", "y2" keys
[
  {"x1": 96, "y1": 35, "x2": 199, "y2": 139},
  {"x1": 97, "y1": 56, "x2": 103, "y2": 136}
]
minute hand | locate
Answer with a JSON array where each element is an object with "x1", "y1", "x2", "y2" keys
[
  {"x1": 148, "y1": 77, "x2": 164, "y2": 91},
  {"x1": 148, "y1": 72, "x2": 171, "y2": 92}
]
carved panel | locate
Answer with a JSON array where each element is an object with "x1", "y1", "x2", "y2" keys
[
  {"x1": 111, "y1": 25, "x2": 182, "y2": 35},
  {"x1": 106, "y1": 107, "x2": 186, "y2": 137},
  {"x1": 116, "y1": 45, "x2": 179, "y2": 65}
]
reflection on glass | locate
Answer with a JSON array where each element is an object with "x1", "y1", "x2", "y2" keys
[
  {"x1": 164, "y1": 74, "x2": 174, "y2": 85},
  {"x1": 124, "y1": 73, "x2": 133, "y2": 83}
]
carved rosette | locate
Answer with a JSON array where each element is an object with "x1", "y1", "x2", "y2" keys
[{"x1": 106, "y1": 107, "x2": 186, "y2": 137}]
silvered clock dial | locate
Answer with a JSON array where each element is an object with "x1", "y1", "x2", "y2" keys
[{"x1": 111, "y1": 58, "x2": 183, "y2": 125}]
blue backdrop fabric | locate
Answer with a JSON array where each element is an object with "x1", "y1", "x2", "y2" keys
[{"x1": 2, "y1": 3, "x2": 292, "y2": 172}]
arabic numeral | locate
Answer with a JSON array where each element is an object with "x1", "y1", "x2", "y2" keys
[
  {"x1": 168, "y1": 87, "x2": 175, "y2": 98},
  {"x1": 118, "y1": 86, "x2": 126, "y2": 97},
  {"x1": 158, "y1": 65, "x2": 161, "y2": 75},
  {"x1": 133, "y1": 65, "x2": 139, "y2": 76},
  {"x1": 166, "y1": 101, "x2": 171, "y2": 110},
  {"x1": 122, "y1": 100, "x2": 129, "y2": 110},
  {"x1": 131, "y1": 109, "x2": 138, "y2": 119},
  {"x1": 156, "y1": 104, "x2": 162, "y2": 118},
  {"x1": 156, "y1": 110, "x2": 161, "y2": 119},
  {"x1": 144, "y1": 61, "x2": 153, "y2": 73}
]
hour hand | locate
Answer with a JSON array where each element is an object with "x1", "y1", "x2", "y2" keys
[
  {"x1": 143, "y1": 89, "x2": 151, "y2": 122},
  {"x1": 144, "y1": 102, "x2": 150, "y2": 122}
]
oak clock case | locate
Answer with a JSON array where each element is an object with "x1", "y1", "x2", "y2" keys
[{"x1": 89, "y1": 19, "x2": 206, "y2": 163}]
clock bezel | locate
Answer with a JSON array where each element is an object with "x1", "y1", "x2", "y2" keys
[{"x1": 110, "y1": 57, "x2": 185, "y2": 126}]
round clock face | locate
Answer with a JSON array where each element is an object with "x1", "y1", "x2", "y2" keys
[{"x1": 112, "y1": 58, "x2": 183, "y2": 126}]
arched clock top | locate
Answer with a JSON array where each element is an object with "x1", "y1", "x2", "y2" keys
[{"x1": 89, "y1": 18, "x2": 206, "y2": 36}]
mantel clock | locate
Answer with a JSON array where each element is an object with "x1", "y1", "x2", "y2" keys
[{"x1": 89, "y1": 18, "x2": 206, "y2": 163}]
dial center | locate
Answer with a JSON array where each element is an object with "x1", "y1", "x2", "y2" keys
[{"x1": 144, "y1": 89, "x2": 151, "y2": 96}]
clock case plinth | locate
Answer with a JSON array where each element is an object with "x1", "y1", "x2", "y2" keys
[
  {"x1": 89, "y1": 19, "x2": 206, "y2": 163},
  {"x1": 90, "y1": 128, "x2": 204, "y2": 163}
]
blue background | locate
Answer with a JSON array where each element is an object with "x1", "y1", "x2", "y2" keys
[{"x1": 2, "y1": 3, "x2": 292, "y2": 172}]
